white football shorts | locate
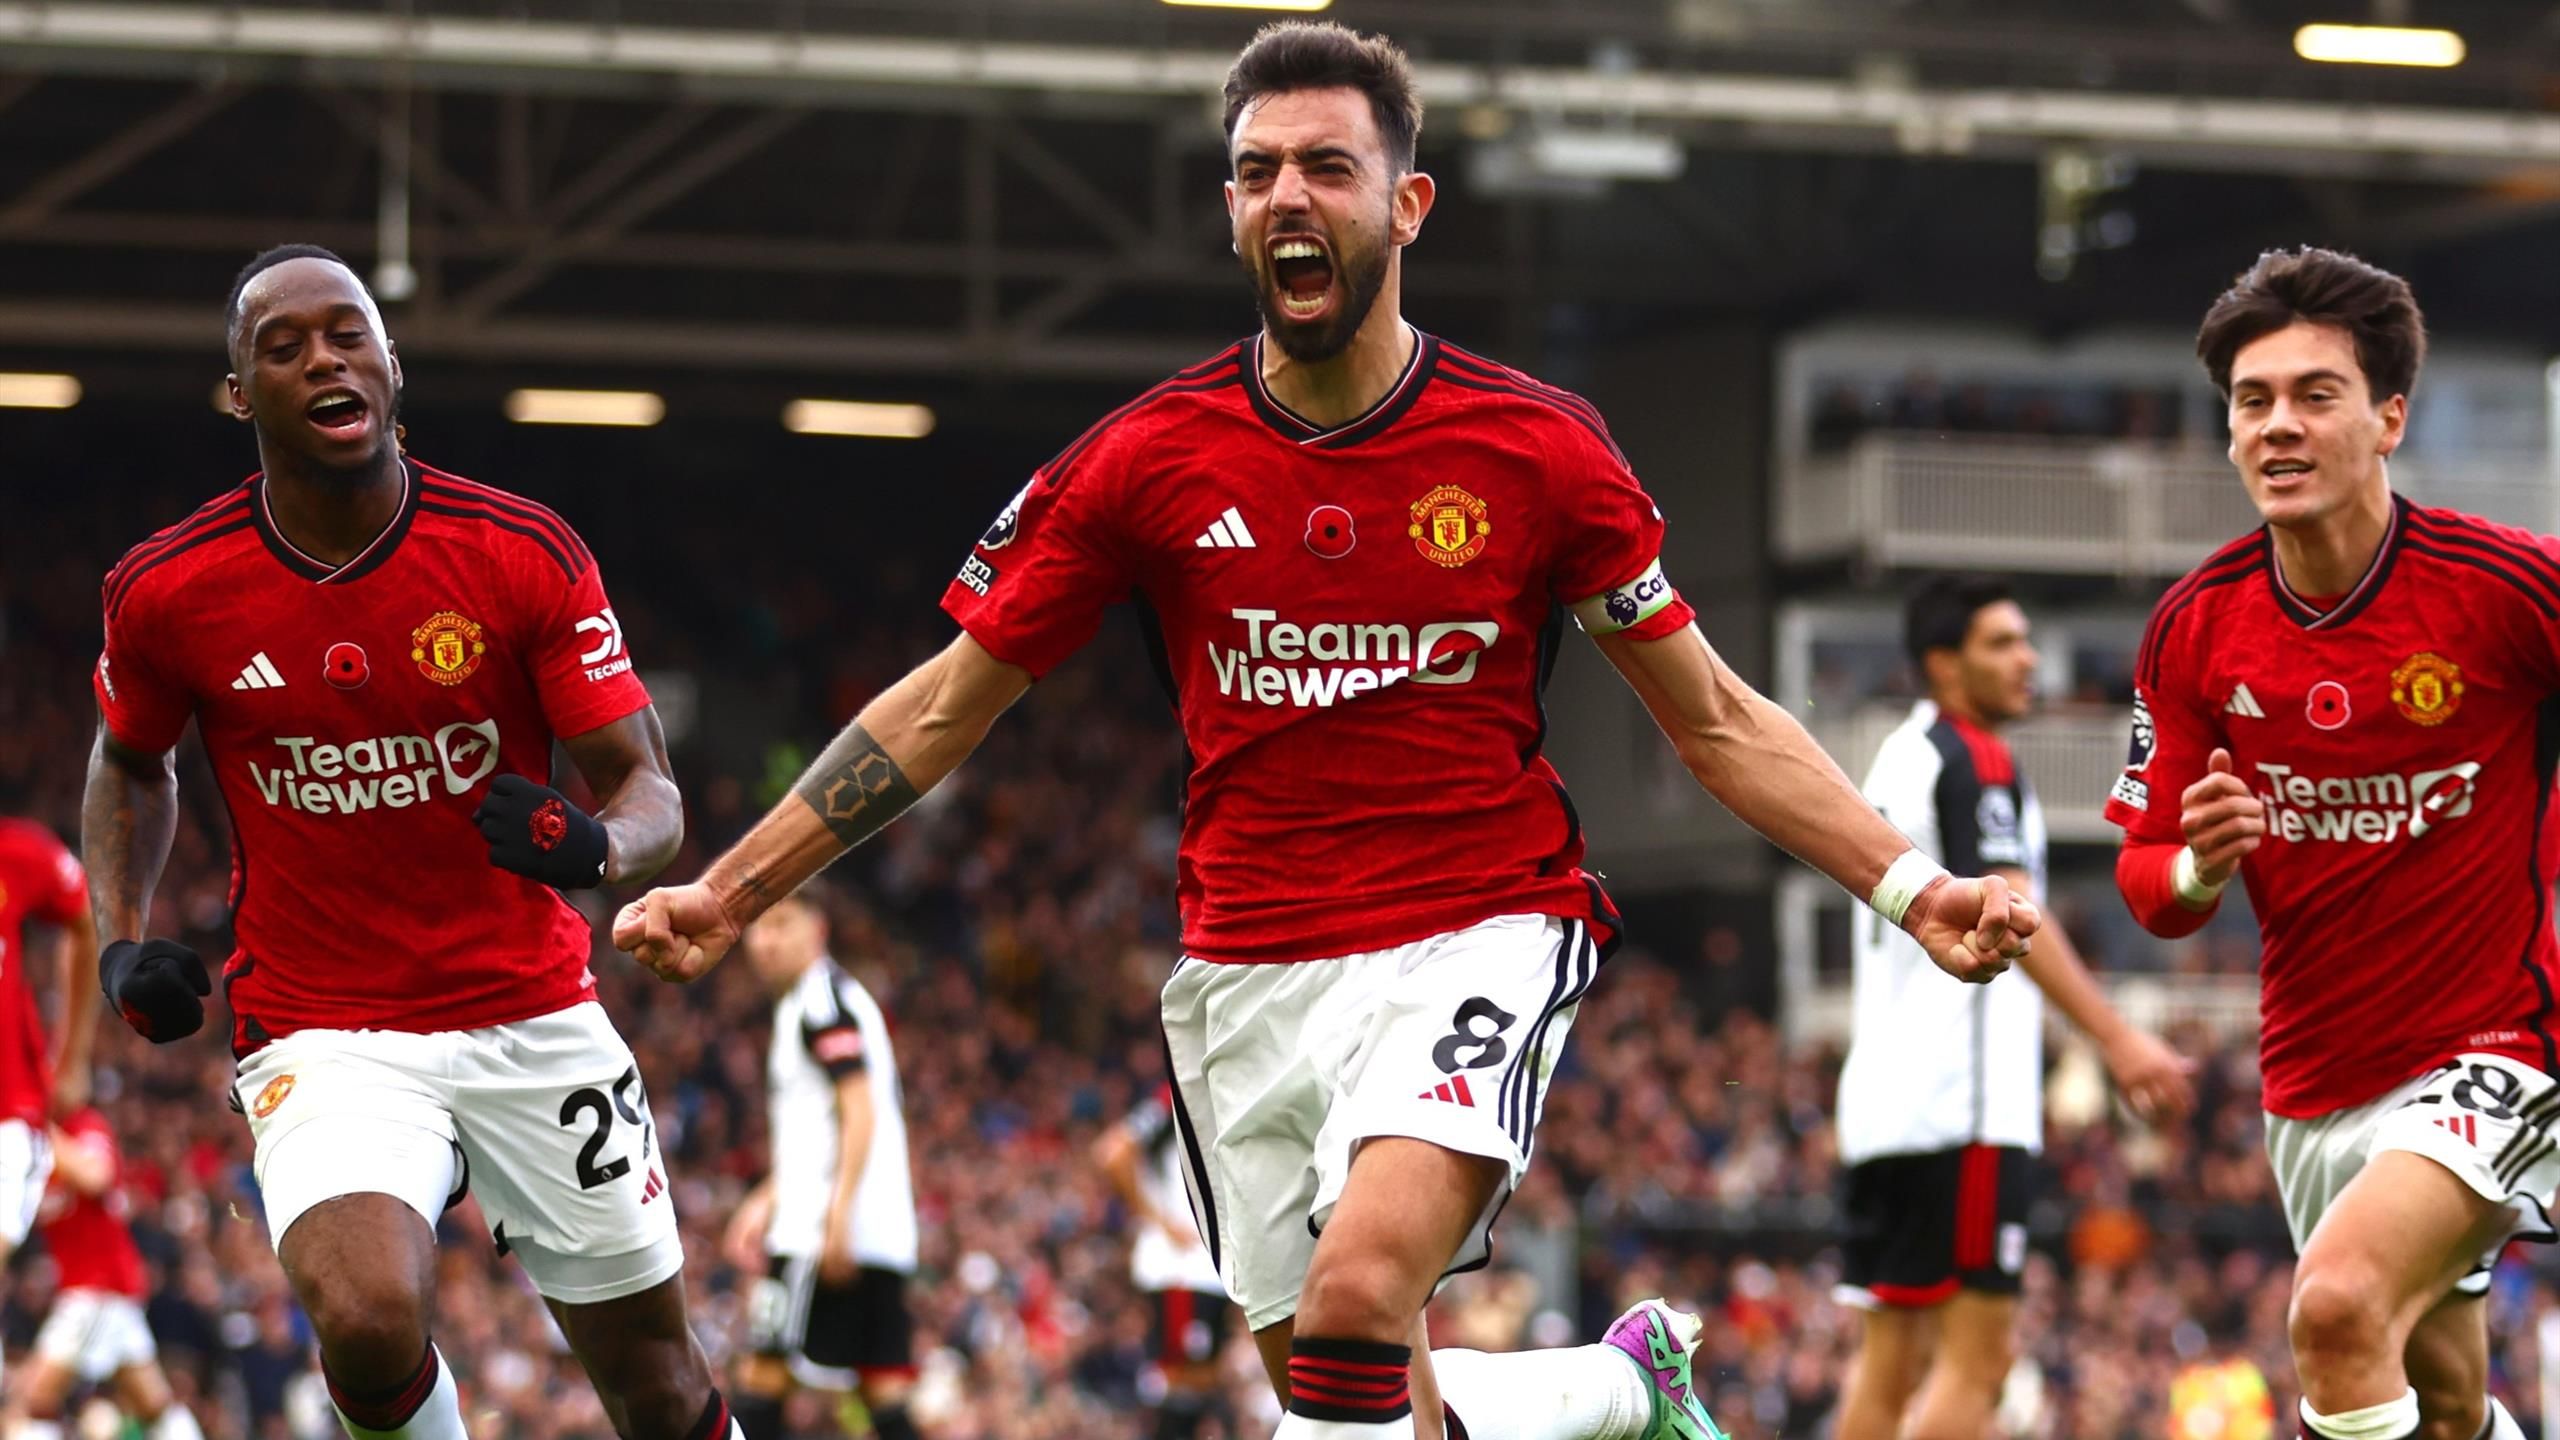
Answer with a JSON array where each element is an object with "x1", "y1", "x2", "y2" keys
[
  {"x1": 234, "y1": 1000, "x2": 684, "y2": 1304},
  {"x1": 2266, "y1": 1051, "x2": 2560, "y2": 1299},
  {"x1": 1160, "y1": 912, "x2": 1601, "y2": 1331},
  {"x1": 0, "y1": 1118, "x2": 52, "y2": 1249},
  {"x1": 35, "y1": 1289, "x2": 156, "y2": 1381}
]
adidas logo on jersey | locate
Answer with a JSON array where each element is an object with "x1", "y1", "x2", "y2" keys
[
  {"x1": 231, "y1": 652, "x2": 287, "y2": 691},
  {"x1": 2225, "y1": 683, "x2": 2266, "y2": 718},
  {"x1": 2432, "y1": 1112, "x2": 2479, "y2": 1146},
  {"x1": 1418, "y1": 1076, "x2": 1478, "y2": 1107},
  {"x1": 1195, "y1": 507, "x2": 1257, "y2": 549}
]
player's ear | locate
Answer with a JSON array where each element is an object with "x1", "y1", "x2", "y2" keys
[
  {"x1": 1390, "y1": 168, "x2": 1434, "y2": 246},
  {"x1": 223, "y1": 373, "x2": 252, "y2": 424},
  {"x1": 386, "y1": 339, "x2": 403, "y2": 389},
  {"x1": 2375, "y1": 391, "x2": 2409, "y2": 457}
]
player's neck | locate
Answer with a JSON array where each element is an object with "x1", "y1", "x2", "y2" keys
[
  {"x1": 1260, "y1": 301, "x2": 1415, "y2": 430},
  {"x1": 1932, "y1": 691, "x2": 1999, "y2": 733},
  {"x1": 260, "y1": 451, "x2": 408, "y2": 567},
  {"x1": 2269, "y1": 480, "x2": 2393, "y2": 600}
]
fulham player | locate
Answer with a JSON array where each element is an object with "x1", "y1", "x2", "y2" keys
[
  {"x1": 622, "y1": 22, "x2": 2036, "y2": 1440},
  {"x1": 2112, "y1": 247, "x2": 2555, "y2": 1440},
  {"x1": 724, "y1": 887, "x2": 920, "y2": 1440},
  {"x1": 85, "y1": 246, "x2": 740, "y2": 1440},
  {"x1": 1834, "y1": 577, "x2": 2191, "y2": 1440}
]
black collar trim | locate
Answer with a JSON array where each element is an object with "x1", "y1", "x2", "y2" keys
[
  {"x1": 253, "y1": 458, "x2": 420, "y2": 585},
  {"x1": 1242, "y1": 328, "x2": 1438, "y2": 450},
  {"x1": 2266, "y1": 494, "x2": 2404, "y2": 631}
]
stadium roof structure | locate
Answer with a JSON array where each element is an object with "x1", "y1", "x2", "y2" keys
[{"x1": 6, "y1": 0, "x2": 2560, "y2": 389}]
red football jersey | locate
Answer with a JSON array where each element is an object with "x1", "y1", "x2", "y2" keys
[
  {"x1": 36, "y1": 1108, "x2": 143, "y2": 1299},
  {"x1": 95, "y1": 459, "x2": 649, "y2": 1052},
  {"x1": 0, "y1": 820, "x2": 84, "y2": 1125},
  {"x1": 942, "y1": 334, "x2": 1694, "y2": 963},
  {"x1": 2109, "y1": 497, "x2": 2560, "y2": 1117}
]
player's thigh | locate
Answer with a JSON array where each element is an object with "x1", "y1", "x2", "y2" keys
[
  {"x1": 1847, "y1": 1304, "x2": 1937, "y2": 1402},
  {"x1": 1160, "y1": 955, "x2": 1339, "y2": 1334},
  {"x1": 447, "y1": 1002, "x2": 683, "y2": 1305},
  {"x1": 233, "y1": 1026, "x2": 461, "y2": 1260},
  {"x1": 1311, "y1": 914, "x2": 1602, "y2": 1284},
  {"x1": 2298, "y1": 1055, "x2": 2560, "y2": 1314},
  {"x1": 2273, "y1": 1054, "x2": 2560, "y2": 1307},
  {"x1": 0, "y1": 1120, "x2": 51, "y2": 1253},
  {"x1": 1926, "y1": 1291, "x2": 2019, "y2": 1386},
  {"x1": 110, "y1": 1357, "x2": 177, "y2": 1420}
]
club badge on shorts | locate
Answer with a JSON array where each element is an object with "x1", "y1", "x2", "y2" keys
[
  {"x1": 252, "y1": 1073, "x2": 296, "y2": 1119},
  {"x1": 2391, "y1": 651, "x2": 2463, "y2": 726},
  {"x1": 411, "y1": 610, "x2": 487, "y2": 686},
  {"x1": 1409, "y1": 485, "x2": 1490, "y2": 568}
]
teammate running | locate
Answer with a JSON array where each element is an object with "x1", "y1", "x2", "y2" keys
[
  {"x1": 725, "y1": 886, "x2": 920, "y2": 1440},
  {"x1": 1834, "y1": 577, "x2": 2191, "y2": 1440},
  {"x1": 2112, "y1": 246, "x2": 2549, "y2": 1440},
  {"x1": 85, "y1": 245, "x2": 742, "y2": 1440},
  {"x1": 1094, "y1": 1083, "x2": 1237, "y2": 1440},
  {"x1": 621, "y1": 22, "x2": 2036, "y2": 1440},
  {"x1": 11, "y1": 1107, "x2": 206, "y2": 1440},
  {"x1": 0, "y1": 816, "x2": 98, "y2": 1275}
]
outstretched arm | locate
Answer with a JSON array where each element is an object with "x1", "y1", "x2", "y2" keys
[
  {"x1": 1594, "y1": 622, "x2": 2035, "y2": 982},
  {"x1": 560, "y1": 706, "x2": 685, "y2": 886},
  {"x1": 616, "y1": 632, "x2": 1031, "y2": 980}
]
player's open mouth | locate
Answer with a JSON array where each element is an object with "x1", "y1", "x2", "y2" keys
[
  {"x1": 1269, "y1": 236, "x2": 1335, "y2": 321},
  {"x1": 306, "y1": 390, "x2": 371, "y2": 440},
  {"x1": 2263, "y1": 459, "x2": 2313, "y2": 484}
]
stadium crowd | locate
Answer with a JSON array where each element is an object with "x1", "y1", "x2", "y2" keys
[{"x1": 5, "y1": 456, "x2": 2558, "y2": 1438}]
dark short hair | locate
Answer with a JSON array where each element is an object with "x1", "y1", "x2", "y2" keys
[
  {"x1": 1222, "y1": 21, "x2": 1422, "y2": 173},
  {"x1": 1905, "y1": 575, "x2": 2016, "y2": 668},
  {"x1": 224, "y1": 243, "x2": 356, "y2": 349},
  {"x1": 2194, "y1": 246, "x2": 2427, "y2": 402}
]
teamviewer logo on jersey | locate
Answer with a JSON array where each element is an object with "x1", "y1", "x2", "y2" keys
[
  {"x1": 246, "y1": 719, "x2": 501, "y2": 815},
  {"x1": 1209, "y1": 608, "x2": 1500, "y2": 708},
  {"x1": 2250, "y1": 759, "x2": 2479, "y2": 844}
]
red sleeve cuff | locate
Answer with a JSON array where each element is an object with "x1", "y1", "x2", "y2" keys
[
  {"x1": 1619, "y1": 596, "x2": 1695, "y2": 644},
  {"x1": 2116, "y1": 839, "x2": 2218, "y2": 938}
]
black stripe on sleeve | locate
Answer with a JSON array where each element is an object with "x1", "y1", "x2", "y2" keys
[{"x1": 1925, "y1": 719, "x2": 1987, "y2": 876}]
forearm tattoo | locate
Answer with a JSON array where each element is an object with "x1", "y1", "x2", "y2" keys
[{"x1": 792, "y1": 722, "x2": 922, "y2": 848}]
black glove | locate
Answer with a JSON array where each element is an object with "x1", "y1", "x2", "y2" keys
[
  {"x1": 474, "y1": 773, "x2": 610, "y2": 890},
  {"x1": 100, "y1": 937, "x2": 210, "y2": 1043}
]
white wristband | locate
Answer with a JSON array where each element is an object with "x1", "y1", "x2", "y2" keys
[
  {"x1": 1868, "y1": 849, "x2": 1951, "y2": 929},
  {"x1": 2172, "y1": 846, "x2": 2229, "y2": 907}
]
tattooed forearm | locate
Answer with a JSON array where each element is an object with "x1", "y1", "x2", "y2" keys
[
  {"x1": 81, "y1": 722, "x2": 178, "y2": 943},
  {"x1": 791, "y1": 722, "x2": 923, "y2": 848}
]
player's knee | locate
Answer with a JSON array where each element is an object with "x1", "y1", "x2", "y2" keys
[
  {"x1": 1295, "y1": 1253, "x2": 1417, "y2": 1340},
  {"x1": 297, "y1": 1271, "x2": 429, "y2": 1383},
  {"x1": 587, "y1": 1339, "x2": 711, "y2": 1439},
  {"x1": 2288, "y1": 1266, "x2": 2392, "y2": 1372}
]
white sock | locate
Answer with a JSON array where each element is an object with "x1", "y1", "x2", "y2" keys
[
  {"x1": 150, "y1": 1405, "x2": 208, "y2": 1440},
  {"x1": 331, "y1": 1344, "x2": 469, "y2": 1440},
  {"x1": 2480, "y1": 1396, "x2": 2527, "y2": 1440},
  {"x1": 1432, "y1": 1346, "x2": 1652, "y2": 1440},
  {"x1": 20, "y1": 1421, "x2": 60, "y2": 1440},
  {"x1": 2301, "y1": 1389, "x2": 2421, "y2": 1440}
]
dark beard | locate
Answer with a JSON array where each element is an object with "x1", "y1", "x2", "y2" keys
[{"x1": 1251, "y1": 243, "x2": 1389, "y2": 365}]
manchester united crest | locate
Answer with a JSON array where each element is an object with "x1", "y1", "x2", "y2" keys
[
  {"x1": 252, "y1": 1072, "x2": 296, "y2": 1119},
  {"x1": 411, "y1": 610, "x2": 488, "y2": 686},
  {"x1": 2391, "y1": 651, "x2": 2463, "y2": 726},
  {"x1": 1408, "y1": 485, "x2": 1490, "y2": 568}
]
